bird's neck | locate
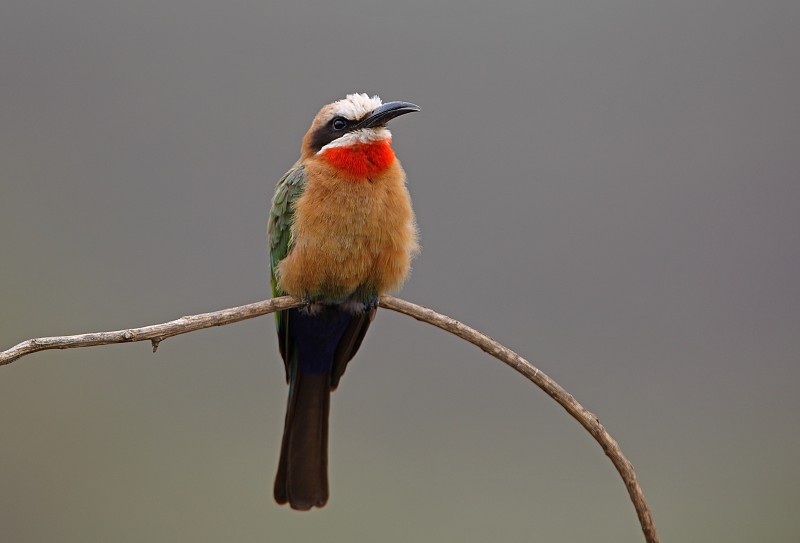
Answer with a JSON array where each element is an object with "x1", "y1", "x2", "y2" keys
[{"x1": 318, "y1": 139, "x2": 395, "y2": 179}]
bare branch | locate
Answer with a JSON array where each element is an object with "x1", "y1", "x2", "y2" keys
[
  {"x1": 0, "y1": 295, "x2": 659, "y2": 542},
  {"x1": 379, "y1": 295, "x2": 659, "y2": 543},
  {"x1": 0, "y1": 296, "x2": 300, "y2": 366}
]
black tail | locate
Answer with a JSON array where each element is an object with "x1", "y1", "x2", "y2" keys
[{"x1": 274, "y1": 372, "x2": 331, "y2": 510}]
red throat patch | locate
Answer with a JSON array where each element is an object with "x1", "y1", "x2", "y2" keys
[{"x1": 320, "y1": 140, "x2": 396, "y2": 179}]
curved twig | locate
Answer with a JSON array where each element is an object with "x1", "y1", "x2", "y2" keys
[
  {"x1": 378, "y1": 296, "x2": 659, "y2": 543},
  {"x1": 0, "y1": 295, "x2": 658, "y2": 542}
]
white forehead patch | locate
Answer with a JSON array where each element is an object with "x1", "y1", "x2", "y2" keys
[{"x1": 331, "y1": 93, "x2": 383, "y2": 121}]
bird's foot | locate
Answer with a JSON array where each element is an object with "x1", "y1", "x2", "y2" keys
[
  {"x1": 298, "y1": 300, "x2": 327, "y2": 316},
  {"x1": 340, "y1": 297, "x2": 378, "y2": 314}
]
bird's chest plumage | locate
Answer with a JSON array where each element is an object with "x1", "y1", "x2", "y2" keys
[{"x1": 276, "y1": 153, "x2": 418, "y2": 302}]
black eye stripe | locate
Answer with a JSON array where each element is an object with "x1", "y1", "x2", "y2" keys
[{"x1": 309, "y1": 116, "x2": 358, "y2": 152}]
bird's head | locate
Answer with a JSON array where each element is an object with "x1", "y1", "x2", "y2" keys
[{"x1": 301, "y1": 94, "x2": 419, "y2": 174}]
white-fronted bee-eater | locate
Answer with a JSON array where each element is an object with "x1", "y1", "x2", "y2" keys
[{"x1": 268, "y1": 93, "x2": 420, "y2": 510}]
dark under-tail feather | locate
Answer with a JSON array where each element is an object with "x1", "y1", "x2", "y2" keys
[
  {"x1": 274, "y1": 306, "x2": 368, "y2": 510},
  {"x1": 274, "y1": 371, "x2": 330, "y2": 510},
  {"x1": 331, "y1": 306, "x2": 376, "y2": 390}
]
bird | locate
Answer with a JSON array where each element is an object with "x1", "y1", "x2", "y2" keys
[{"x1": 268, "y1": 93, "x2": 420, "y2": 510}]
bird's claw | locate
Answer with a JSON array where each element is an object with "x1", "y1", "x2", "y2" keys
[
  {"x1": 340, "y1": 297, "x2": 378, "y2": 314},
  {"x1": 299, "y1": 300, "x2": 326, "y2": 316}
]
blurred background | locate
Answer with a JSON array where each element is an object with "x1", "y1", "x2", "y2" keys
[{"x1": 2, "y1": 1, "x2": 798, "y2": 541}]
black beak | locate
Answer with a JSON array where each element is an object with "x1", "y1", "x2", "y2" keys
[{"x1": 354, "y1": 101, "x2": 420, "y2": 129}]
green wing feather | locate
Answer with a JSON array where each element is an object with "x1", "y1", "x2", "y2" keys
[
  {"x1": 268, "y1": 161, "x2": 306, "y2": 380},
  {"x1": 269, "y1": 161, "x2": 306, "y2": 300}
]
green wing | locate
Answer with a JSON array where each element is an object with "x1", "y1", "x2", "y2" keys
[
  {"x1": 269, "y1": 161, "x2": 306, "y2": 297},
  {"x1": 268, "y1": 161, "x2": 306, "y2": 379}
]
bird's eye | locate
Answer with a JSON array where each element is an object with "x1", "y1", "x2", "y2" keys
[{"x1": 332, "y1": 118, "x2": 348, "y2": 130}]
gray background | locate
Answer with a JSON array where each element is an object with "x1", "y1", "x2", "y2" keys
[{"x1": 2, "y1": 1, "x2": 798, "y2": 541}]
